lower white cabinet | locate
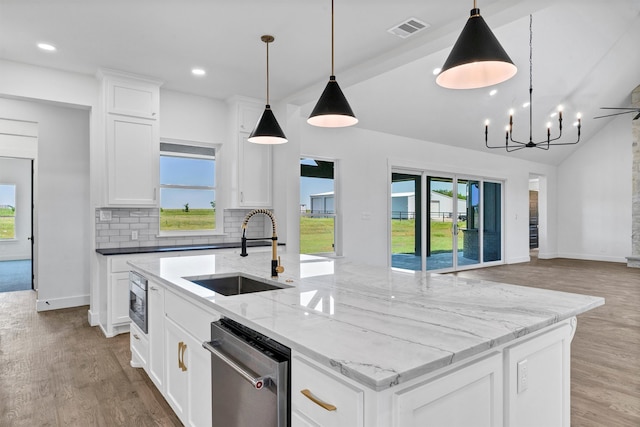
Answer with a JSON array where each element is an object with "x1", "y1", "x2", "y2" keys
[
  {"x1": 129, "y1": 322, "x2": 148, "y2": 369},
  {"x1": 163, "y1": 288, "x2": 219, "y2": 427},
  {"x1": 292, "y1": 354, "x2": 365, "y2": 427},
  {"x1": 148, "y1": 281, "x2": 164, "y2": 391},
  {"x1": 393, "y1": 352, "x2": 503, "y2": 427}
]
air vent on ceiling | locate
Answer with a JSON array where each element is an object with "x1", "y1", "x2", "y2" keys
[{"x1": 388, "y1": 18, "x2": 430, "y2": 39}]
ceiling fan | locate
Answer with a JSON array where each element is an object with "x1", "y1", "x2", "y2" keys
[{"x1": 593, "y1": 107, "x2": 640, "y2": 120}]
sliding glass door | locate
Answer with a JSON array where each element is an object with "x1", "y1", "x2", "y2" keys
[{"x1": 391, "y1": 170, "x2": 502, "y2": 272}]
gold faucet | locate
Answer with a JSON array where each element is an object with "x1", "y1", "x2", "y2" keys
[{"x1": 240, "y1": 209, "x2": 284, "y2": 278}]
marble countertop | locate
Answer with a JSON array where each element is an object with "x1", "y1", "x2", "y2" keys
[{"x1": 128, "y1": 251, "x2": 604, "y2": 391}]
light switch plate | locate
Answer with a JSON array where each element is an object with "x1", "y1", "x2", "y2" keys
[{"x1": 517, "y1": 359, "x2": 528, "y2": 393}]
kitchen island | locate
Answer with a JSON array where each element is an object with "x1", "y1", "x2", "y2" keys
[{"x1": 128, "y1": 250, "x2": 604, "y2": 427}]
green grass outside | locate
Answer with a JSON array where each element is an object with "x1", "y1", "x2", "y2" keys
[
  {"x1": 392, "y1": 219, "x2": 466, "y2": 254},
  {"x1": 160, "y1": 209, "x2": 215, "y2": 231},
  {"x1": 299, "y1": 217, "x2": 466, "y2": 255},
  {"x1": 300, "y1": 217, "x2": 334, "y2": 254},
  {"x1": 0, "y1": 207, "x2": 15, "y2": 239}
]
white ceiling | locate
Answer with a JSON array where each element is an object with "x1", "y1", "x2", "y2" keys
[{"x1": 1, "y1": 0, "x2": 639, "y2": 165}]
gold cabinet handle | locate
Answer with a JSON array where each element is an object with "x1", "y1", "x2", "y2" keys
[
  {"x1": 178, "y1": 341, "x2": 184, "y2": 370},
  {"x1": 181, "y1": 343, "x2": 187, "y2": 372},
  {"x1": 300, "y1": 389, "x2": 337, "y2": 412}
]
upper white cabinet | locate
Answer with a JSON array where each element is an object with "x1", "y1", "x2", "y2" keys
[
  {"x1": 238, "y1": 132, "x2": 272, "y2": 207},
  {"x1": 105, "y1": 78, "x2": 159, "y2": 119},
  {"x1": 227, "y1": 99, "x2": 273, "y2": 208},
  {"x1": 98, "y1": 69, "x2": 162, "y2": 207}
]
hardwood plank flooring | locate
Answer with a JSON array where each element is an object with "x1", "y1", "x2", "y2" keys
[
  {"x1": 452, "y1": 256, "x2": 640, "y2": 427},
  {"x1": 0, "y1": 291, "x2": 181, "y2": 427},
  {"x1": 0, "y1": 257, "x2": 637, "y2": 426}
]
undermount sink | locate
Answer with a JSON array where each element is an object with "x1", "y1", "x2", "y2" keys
[{"x1": 184, "y1": 275, "x2": 287, "y2": 296}]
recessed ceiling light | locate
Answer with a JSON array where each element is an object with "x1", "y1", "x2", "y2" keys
[
  {"x1": 432, "y1": 67, "x2": 441, "y2": 75},
  {"x1": 37, "y1": 43, "x2": 56, "y2": 51},
  {"x1": 522, "y1": 102, "x2": 530, "y2": 108},
  {"x1": 489, "y1": 89, "x2": 498, "y2": 96},
  {"x1": 191, "y1": 68, "x2": 206, "y2": 76}
]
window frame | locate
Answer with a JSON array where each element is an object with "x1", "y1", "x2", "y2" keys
[{"x1": 158, "y1": 140, "x2": 220, "y2": 237}]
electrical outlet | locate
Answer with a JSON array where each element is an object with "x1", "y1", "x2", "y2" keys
[
  {"x1": 517, "y1": 359, "x2": 529, "y2": 393},
  {"x1": 99, "y1": 210, "x2": 112, "y2": 221},
  {"x1": 131, "y1": 230, "x2": 138, "y2": 240}
]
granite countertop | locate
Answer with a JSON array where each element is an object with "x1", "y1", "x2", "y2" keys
[
  {"x1": 128, "y1": 251, "x2": 604, "y2": 391},
  {"x1": 96, "y1": 240, "x2": 281, "y2": 256}
]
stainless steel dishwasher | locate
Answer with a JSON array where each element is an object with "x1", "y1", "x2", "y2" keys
[{"x1": 203, "y1": 318, "x2": 290, "y2": 427}]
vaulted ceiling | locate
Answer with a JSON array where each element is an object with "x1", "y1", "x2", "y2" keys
[{"x1": 1, "y1": 0, "x2": 639, "y2": 165}]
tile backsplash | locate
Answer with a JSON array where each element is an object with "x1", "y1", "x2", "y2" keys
[{"x1": 95, "y1": 208, "x2": 267, "y2": 249}]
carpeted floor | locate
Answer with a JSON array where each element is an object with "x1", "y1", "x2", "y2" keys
[{"x1": 0, "y1": 259, "x2": 32, "y2": 292}]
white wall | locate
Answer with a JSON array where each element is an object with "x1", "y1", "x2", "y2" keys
[
  {"x1": 159, "y1": 89, "x2": 228, "y2": 143},
  {"x1": 276, "y1": 114, "x2": 558, "y2": 267},
  {"x1": 0, "y1": 157, "x2": 32, "y2": 260},
  {"x1": 557, "y1": 116, "x2": 632, "y2": 262},
  {"x1": 0, "y1": 97, "x2": 90, "y2": 309}
]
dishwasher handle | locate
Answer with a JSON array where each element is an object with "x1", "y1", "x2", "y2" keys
[{"x1": 202, "y1": 340, "x2": 271, "y2": 390}]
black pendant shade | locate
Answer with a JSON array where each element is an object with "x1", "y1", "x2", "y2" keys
[
  {"x1": 307, "y1": 76, "x2": 358, "y2": 128},
  {"x1": 248, "y1": 105, "x2": 287, "y2": 144},
  {"x1": 436, "y1": 7, "x2": 517, "y2": 89},
  {"x1": 248, "y1": 35, "x2": 287, "y2": 144}
]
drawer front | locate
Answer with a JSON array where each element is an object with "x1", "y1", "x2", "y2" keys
[
  {"x1": 111, "y1": 256, "x2": 135, "y2": 273},
  {"x1": 130, "y1": 323, "x2": 149, "y2": 368},
  {"x1": 292, "y1": 355, "x2": 364, "y2": 427},
  {"x1": 164, "y1": 289, "x2": 218, "y2": 342}
]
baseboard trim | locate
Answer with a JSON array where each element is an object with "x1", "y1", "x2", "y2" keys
[
  {"x1": 88, "y1": 309, "x2": 99, "y2": 326},
  {"x1": 506, "y1": 256, "x2": 531, "y2": 264},
  {"x1": 36, "y1": 294, "x2": 90, "y2": 312},
  {"x1": 556, "y1": 253, "x2": 628, "y2": 263}
]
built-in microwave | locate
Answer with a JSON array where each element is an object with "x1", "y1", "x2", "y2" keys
[{"x1": 129, "y1": 271, "x2": 148, "y2": 334}]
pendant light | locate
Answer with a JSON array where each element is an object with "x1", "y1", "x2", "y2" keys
[
  {"x1": 307, "y1": 0, "x2": 358, "y2": 127},
  {"x1": 248, "y1": 35, "x2": 288, "y2": 144},
  {"x1": 436, "y1": 0, "x2": 517, "y2": 89}
]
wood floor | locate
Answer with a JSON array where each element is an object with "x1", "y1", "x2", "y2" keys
[
  {"x1": 453, "y1": 256, "x2": 640, "y2": 427},
  {"x1": 0, "y1": 257, "x2": 638, "y2": 426},
  {"x1": 0, "y1": 291, "x2": 181, "y2": 427}
]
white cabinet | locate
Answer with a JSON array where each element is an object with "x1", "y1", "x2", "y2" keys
[
  {"x1": 148, "y1": 281, "x2": 165, "y2": 392},
  {"x1": 393, "y1": 352, "x2": 503, "y2": 427},
  {"x1": 504, "y1": 322, "x2": 574, "y2": 427},
  {"x1": 292, "y1": 354, "x2": 365, "y2": 427},
  {"x1": 105, "y1": 77, "x2": 159, "y2": 119},
  {"x1": 130, "y1": 322, "x2": 148, "y2": 369},
  {"x1": 98, "y1": 69, "x2": 161, "y2": 207},
  {"x1": 164, "y1": 288, "x2": 219, "y2": 427},
  {"x1": 238, "y1": 132, "x2": 272, "y2": 207},
  {"x1": 227, "y1": 99, "x2": 273, "y2": 208},
  {"x1": 106, "y1": 115, "x2": 159, "y2": 206},
  {"x1": 97, "y1": 255, "x2": 134, "y2": 337}
]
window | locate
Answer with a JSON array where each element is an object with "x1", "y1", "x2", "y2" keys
[
  {"x1": 159, "y1": 142, "x2": 216, "y2": 233},
  {"x1": 300, "y1": 158, "x2": 336, "y2": 255},
  {"x1": 0, "y1": 184, "x2": 16, "y2": 239}
]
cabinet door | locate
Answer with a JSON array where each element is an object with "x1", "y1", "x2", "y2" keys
[
  {"x1": 238, "y1": 133, "x2": 272, "y2": 207},
  {"x1": 110, "y1": 272, "x2": 130, "y2": 326},
  {"x1": 165, "y1": 317, "x2": 188, "y2": 421},
  {"x1": 393, "y1": 352, "x2": 503, "y2": 427},
  {"x1": 238, "y1": 103, "x2": 262, "y2": 133},
  {"x1": 106, "y1": 79, "x2": 159, "y2": 119},
  {"x1": 130, "y1": 322, "x2": 148, "y2": 369},
  {"x1": 106, "y1": 115, "x2": 159, "y2": 206},
  {"x1": 504, "y1": 322, "x2": 573, "y2": 427},
  {"x1": 148, "y1": 283, "x2": 165, "y2": 392},
  {"x1": 186, "y1": 333, "x2": 212, "y2": 427}
]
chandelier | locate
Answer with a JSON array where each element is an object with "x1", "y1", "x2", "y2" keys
[{"x1": 485, "y1": 15, "x2": 581, "y2": 152}]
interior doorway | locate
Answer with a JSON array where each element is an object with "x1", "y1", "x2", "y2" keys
[{"x1": 0, "y1": 157, "x2": 34, "y2": 292}]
